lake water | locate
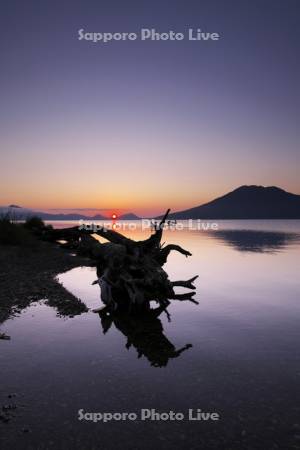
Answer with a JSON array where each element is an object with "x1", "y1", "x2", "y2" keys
[{"x1": 1, "y1": 221, "x2": 300, "y2": 449}]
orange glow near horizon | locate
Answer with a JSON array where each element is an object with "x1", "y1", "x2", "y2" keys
[
  {"x1": 1, "y1": 179, "x2": 300, "y2": 217},
  {"x1": 0, "y1": 186, "x2": 223, "y2": 217},
  {"x1": 1, "y1": 112, "x2": 300, "y2": 216},
  {"x1": 1, "y1": 135, "x2": 300, "y2": 216}
]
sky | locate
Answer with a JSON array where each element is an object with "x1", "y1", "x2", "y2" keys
[{"x1": 0, "y1": 0, "x2": 299, "y2": 216}]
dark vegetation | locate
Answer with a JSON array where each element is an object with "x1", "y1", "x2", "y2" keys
[{"x1": 0, "y1": 214, "x2": 30, "y2": 245}]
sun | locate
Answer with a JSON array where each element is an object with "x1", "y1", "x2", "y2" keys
[{"x1": 112, "y1": 213, "x2": 117, "y2": 220}]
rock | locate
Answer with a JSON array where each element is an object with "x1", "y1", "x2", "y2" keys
[{"x1": 0, "y1": 332, "x2": 11, "y2": 340}]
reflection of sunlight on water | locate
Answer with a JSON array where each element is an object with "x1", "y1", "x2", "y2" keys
[{"x1": 57, "y1": 267, "x2": 101, "y2": 310}]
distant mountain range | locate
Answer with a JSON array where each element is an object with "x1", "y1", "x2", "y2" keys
[
  {"x1": 2, "y1": 186, "x2": 300, "y2": 220},
  {"x1": 118, "y1": 213, "x2": 140, "y2": 220},
  {"x1": 159, "y1": 186, "x2": 300, "y2": 219},
  {"x1": 0, "y1": 206, "x2": 140, "y2": 221}
]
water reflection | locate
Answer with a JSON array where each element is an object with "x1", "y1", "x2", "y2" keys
[
  {"x1": 98, "y1": 305, "x2": 192, "y2": 367},
  {"x1": 209, "y1": 229, "x2": 300, "y2": 253},
  {"x1": 0, "y1": 277, "x2": 87, "y2": 327}
]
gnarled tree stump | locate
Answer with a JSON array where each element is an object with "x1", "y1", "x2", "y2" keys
[{"x1": 44, "y1": 209, "x2": 198, "y2": 311}]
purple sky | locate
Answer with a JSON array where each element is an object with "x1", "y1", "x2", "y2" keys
[{"x1": 1, "y1": 0, "x2": 299, "y2": 216}]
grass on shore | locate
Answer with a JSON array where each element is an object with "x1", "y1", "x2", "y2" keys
[{"x1": 0, "y1": 214, "x2": 53, "y2": 246}]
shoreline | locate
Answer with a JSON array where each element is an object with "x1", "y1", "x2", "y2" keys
[{"x1": 0, "y1": 241, "x2": 92, "y2": 329}]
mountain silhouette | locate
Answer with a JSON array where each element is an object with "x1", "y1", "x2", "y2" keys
[
  {"x1": 0, "y1": 206, "x2": 107, "y2": 220},
  {"x1": 119, "y1": 213, "x2": 140, "y2": 220},
  {"x1": 165, "y1": 186, "x2": 300, "y2": 219},
  {"x1": 0, "y1": 206, "x2": 141, "y2": 221},
  {"x1": 37, "y1": 212, "x2": 108, "y2": 220},
  {"x1": 3, "y1": 185, "x2": 300, "y2": 220}
]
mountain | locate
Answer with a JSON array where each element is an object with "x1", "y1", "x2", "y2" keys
[
  {"x1": 0, "y1": 206, "x2": 141, "y2": 221},
  {"x1": 35, "y1": 212, "x2": 107, "y2": 220},
  {"x1": 119, "y1": 213, "x2": 140, "y2": 220},
  {"x1": 0, "y1": 206, "x2": 33, "y2": 217},
  {"x1": 0, "y1": 206, "x2": 107, "y2": 221},
  {"x1": 164, "y1": 186, "x2": 300, "y2": 219}
]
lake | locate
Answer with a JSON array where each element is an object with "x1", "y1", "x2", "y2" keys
[{"x1": 1, "y1": 220, "x2": 300, "y2": 449}]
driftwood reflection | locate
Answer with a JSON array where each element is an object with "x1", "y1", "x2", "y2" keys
[{"x1": 97, "y1": 306, "x2": 192, "y2": 367}]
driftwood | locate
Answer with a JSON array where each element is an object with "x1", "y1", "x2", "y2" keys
[{"x1": 43, "y1": 209, "x2": 198, "y2": 311}]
